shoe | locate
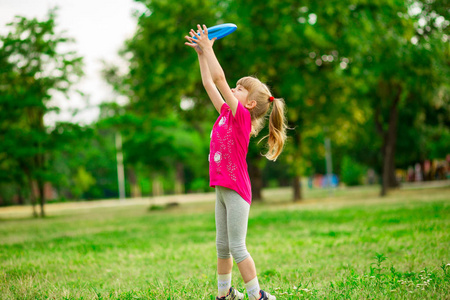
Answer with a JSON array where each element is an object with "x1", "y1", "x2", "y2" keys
[
  {"x1": 216, "y1": 287, "x2": 244, "y2": 300},
  {"x1": 259, "y1": 290, "x2": 276, "y2": 300}
]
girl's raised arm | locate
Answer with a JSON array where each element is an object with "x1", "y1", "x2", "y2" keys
[
  {"x1": 185, "y1": 32, "x2": 225, "y2": 114},
  {"x1": 197, "y1": 52, "x2": 226, "y2": 114},
  {"x1": 191, "y1": 24, "x2": 239, "y2": 116}
]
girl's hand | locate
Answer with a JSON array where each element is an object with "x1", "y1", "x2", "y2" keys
[
  {"x1": 184, "y1": 24, "x2": 216, "y2": 54},
  {"x1": 184, "y1": 35, "x2": 203, "y2": 54}
]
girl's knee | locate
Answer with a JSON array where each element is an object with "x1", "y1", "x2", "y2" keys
[
  {"x1": 234, "y1": 252, "x2": 250, "y2": 264},
  {"x1": 216, "y1": 241, "x2": 231, "y2": 258},
  {"x1": 230, "y1": 243, "x2": 249, "y2": 263}
]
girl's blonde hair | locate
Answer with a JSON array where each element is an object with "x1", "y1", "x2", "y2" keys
[{"x1": 236, "y1": 76, "x2": 287, "y2": 161}]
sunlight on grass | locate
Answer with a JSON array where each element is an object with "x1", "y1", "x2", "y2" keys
[{"x1": 0, "y1": 186, "x2": 449, "y2": 299}]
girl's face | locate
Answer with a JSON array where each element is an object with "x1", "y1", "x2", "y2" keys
[
  {"x1": 231, "y1": 85, "x2": 248, "y2": 104},
  {"x1": 232, "y1": 85, "x2": 255, "y2": 110}
]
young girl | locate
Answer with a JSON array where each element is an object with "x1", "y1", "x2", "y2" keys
[{"x1": 185, "y1": 24, "x2": 287, "y2": 300}]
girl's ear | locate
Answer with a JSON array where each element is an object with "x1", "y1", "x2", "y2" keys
[{"x1": 245, "y1": 100, "x2": 257, "y2": 110}]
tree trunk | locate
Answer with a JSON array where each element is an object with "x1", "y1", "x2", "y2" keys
[
  {"x1": 249, "y1": 163, "x2": 263, "y2": 201},
  {"x1": 152, "y1": 175, "x2": 163, "y2": 196},
  {"x1": 292, "y1": 127, "x2": 303, "y2": 202},
  {"x1": 293, "y1": 175, "x2": 302, "y2": 201},
  {"x1": 17, "y1": 186, "x2": 24, "y2": 205},
  {"x1": 175, "y1": 162, "x2": 185, "y2": 194},
  {"x1": 37, "y1": 179, "x2": 45, "y2": 217},
  {"x1": 381, "y1": 141, "x2": 390, "y2": 197},
  {"x1": 127, "y1": 167, "x2": 141, "y2": 198},
  {"x1": 380, "y1": 87, "x2": 401, "y2": 196},
  {"x1": 25, "y1": 171, "x2": 38, "y2": 218},
  {"x1": 387, "y1": 101, "x2": 400, "y2": 189},
  {"x1": 388, "y1": 151, "x2": 399, "y2": 188}
]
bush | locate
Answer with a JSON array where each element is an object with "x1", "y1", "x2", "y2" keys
[
  {"x1": 341, "y1": 156, "x2": 367, "y2": 186},
  {"x1": 188, "y1": 178, "x2": 209, "y2": 193}
]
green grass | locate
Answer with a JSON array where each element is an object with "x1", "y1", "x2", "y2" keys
[{"x1": 0, "y1": 186, "x2": 449, "y2": 299}]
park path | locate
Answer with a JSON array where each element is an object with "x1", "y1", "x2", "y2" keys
[
  {"x1": 0, "y1": 191, "x2": 217, "y2": 219},
  {"x1": 1, "y1": 180, "x2": 448, "y2": 219}
]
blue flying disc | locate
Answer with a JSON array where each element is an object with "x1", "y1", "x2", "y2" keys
[{"x1": 193, "y1": 23, "x2": 237, "y2": 40}]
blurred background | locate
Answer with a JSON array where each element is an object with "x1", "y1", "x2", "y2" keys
[{"x1": 0, "y1": 0, "x2": 449, "y2": 217}]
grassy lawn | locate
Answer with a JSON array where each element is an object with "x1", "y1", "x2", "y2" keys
[{"x1": 0, "y1": 186, "x2": 449, "y2": 299}]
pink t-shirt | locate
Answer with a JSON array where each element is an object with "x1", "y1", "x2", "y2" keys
[{"x1": 209, "y1": 102, "x2": 252, "y2": 204}]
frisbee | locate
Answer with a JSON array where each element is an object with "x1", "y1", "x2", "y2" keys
[{"x1": 193, "y1": 23, "x2": 237, "y2": 41}]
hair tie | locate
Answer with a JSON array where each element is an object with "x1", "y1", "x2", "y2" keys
[{"x1": 269, "y1": 96, "x2": 274, "y2": 102}]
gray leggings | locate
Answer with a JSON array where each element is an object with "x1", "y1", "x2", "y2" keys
[{"x1": 215, "y1": 186, "x2": 250, "y2": 264}]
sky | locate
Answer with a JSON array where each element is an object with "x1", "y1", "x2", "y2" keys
[{"x1": 0, "y1": 0, "x2": 145, "y2": 125}]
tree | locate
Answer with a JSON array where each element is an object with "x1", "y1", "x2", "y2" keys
[
  {"x1": 105, "y1": 0, "x2": 449, "y2": 202},
  {"x1": 0, "y1": 9, "x2": 83, "y2": 216},
  {"x1": 217, "y1": 0, "x2": 369, "y2": 201},
  {"x1": 102, "y1": 0, "x2": 222, "y2": 195},
  {"x1": 338, "y1": 0, "x2": 449, "y2": 195}
]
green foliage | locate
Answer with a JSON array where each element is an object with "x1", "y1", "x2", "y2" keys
[
  {"x1": 0, "y1": 9, "x2": 83, "y2": 213},
  {"x1": 189, "y1": 177, "x2": 210, "y2": 192},
  {"x1": 1, "y1": 0, "x2": 448, "y2": 205},
  {"x1": 100, "y1": 0, "x2": 223, "y2": 196},
  {"x1": 103, "y1": 0, "x2": 449, "y2": 200},
  {"x1": 49, "y1": 123, "x2": 118, "y2": 200},
  {"x1": 341, "y1": 156, "x2": 367, "y2": 186},
  {"x1": 339, "y1": 0, "x2": 449, "y2": 191},
  {"x1": 72, "y1": 167, "x2": 96, "y2": 199}
]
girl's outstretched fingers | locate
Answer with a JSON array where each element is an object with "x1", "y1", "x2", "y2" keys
[
  {"x1": 184, "y1": 36, "x2": 194, "y2": 45},
  {"x1": 191, "y1": 29, "x2": 200, "y2": 40},
  {"x1": 197, "y1": 24, "x2": 204, "y2": 36},
  {"x1": 184, "y1": 34, "x2": 203, "y2": 54},
  {"x1": 185, "y1": 25, "x2": 216, "y2": 50}
]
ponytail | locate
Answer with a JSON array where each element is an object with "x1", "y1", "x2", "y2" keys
[
  {"x1": 236, "y1": 76, "x2": 288, "y2": 161},
  {"x1": 263, "y1": 98, "x2": 287, "y2": 161}
]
